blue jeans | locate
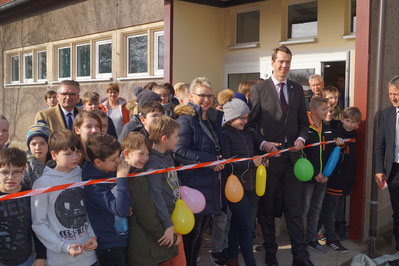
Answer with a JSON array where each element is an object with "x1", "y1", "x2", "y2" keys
[
  {"x1": 0, "y1": 255, "x2": 33, "y2": 266},
  {"x1": 96, "y1": 246, "x2": 127, "y2": 266},
  {"x1": 302, "y1": 181, "x2": 327, "y2": 243},
  {"x1": 228, "y1": 190, "x2": 256, "y2": 266}
]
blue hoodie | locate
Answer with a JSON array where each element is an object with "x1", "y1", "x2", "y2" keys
[{"x1": 82, "y1": 161, "x2": 131, "y2": 250}]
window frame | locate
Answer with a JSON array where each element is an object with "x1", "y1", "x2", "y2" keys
[
  {"x1": 287, "y1": 1, "x2": 318, "y2": 39},
  {"x1": 36, "y1": 50, "x2": 47, "y2": 82},
  {"x1": 235, "y1": 9, "x2": 260, "y2": 45},
  {"x1": 95, "y1": 39, "x2": 112, "y2": 79},
  {"x1": 22, "y1": 53, "x2": 33, "y2": 83},
  {"x1": 75, "y1": 43, "x2": 91, "y2": 80},
  {"x1": 126, "y1": 33, "x2": 149, "y2": 77},
  {"x1": 154, "y1": 31, "x2": 164, "y2": 77},
  {"x1": 10, "y1": 54, "x2": 20, "y2": 84},
  {"x1": 57, "y1": 46, "x2": 71, "y2": 81}
]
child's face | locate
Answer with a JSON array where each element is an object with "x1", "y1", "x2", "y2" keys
[
  {"x1": 75, "y1": 118, "x2": 101, "y2": 146},
  {"x1": 341, "y1": 118, "x2": 359, "y2": 132},
  {"x1": 0, "y1": 120, "x2": 9, "y2": 147},
  {"x1": 100, "y1": 117, "x2": 108, "y2": 133},
  {"x1": 326, "y1": 109, "x2": 334, "y2": 122},
  {"x1": 312, "y1": 103, "x2": 328, "y2": 121},
  {"x1": 46, "y1": 94, "x2": 58, "y2": 108},
  {"x1": 163, "y1": 129, "x2": 179, "y2": 151},
  {"x1": 51, "y1": 148, "x2": 81, "y2": 172},
  {"x1": 0, "y1": 164, "x2": 25, "y2": 193},
  {"x1": 141, "y1": 112, "x2": 164, "y2": 131},
  {"x1": 124, "y1": 144, "x2": 150, "y2": 169},
  {"x1": 326, "y1": 93, "x2": 339, "y2": 108},
  {"x1": 155, "y1": 88, "x2": 170, "y2": 104},
  {"x1": 29, "y1": 136, "x2": 48, "y2": 162},
  {"x1": 83, "y1": 101, "x2": 100, "y2": 112},
  {"x1": 95, "y1": 150, "x2": 120, "y2": 173},
  {"x1": 230, "y1": 113, "x2": 249, "y2": 131}
]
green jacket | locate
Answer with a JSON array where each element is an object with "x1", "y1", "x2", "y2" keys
[{"x1": 127, "y1": 176, "x2": 178, "y2": 266}]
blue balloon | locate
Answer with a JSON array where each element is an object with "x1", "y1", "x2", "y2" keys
[{"x1": 323, "y1": 146, "x2": 341, "y2": 177}]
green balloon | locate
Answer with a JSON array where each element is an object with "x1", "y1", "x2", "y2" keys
[{"x1": 294, "y1": 158, "x2": 314, "y2": 182}]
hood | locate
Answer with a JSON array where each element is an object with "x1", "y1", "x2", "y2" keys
[
  {"x1": 101, "y1": 97, "x2": 127, "y2": 106},
  {"x1": 173, "y1": 104, "x2": 196, "y2": 118},
  {"x1": 82, "y1": 161, "x2": 115, "y2": 181},
  {"x1": 41, "y1": 165, "x2": 81, "y2": 182}
]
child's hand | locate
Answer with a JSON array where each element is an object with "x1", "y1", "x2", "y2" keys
[
  {"x1": 175, "y1": 234, "x2": 182, "y2": 246},
  {"x1": 336, "y1": 137, "x2": 345, "y2": 146},
  {"x1": 314, "y1": 173, "x2": 328, "y2": 183},
  {"x1": 213, "y1": 164, "x2": 225, "y2": 172},
  {"x1": 83, "y1": 237, "x2": 98, "y2": 251},
  {"x1": 158, "y1": 226, "x2": 176, "y2": 247},
  {"x1": 117, "y1": 158, "x2": 130, "y2": 178},
  {"x1": 253, "y1": 157, "x2": 262, "y2": 167},
  {"x1": 68, "y1": 244, "x2": 83, "y2": 257},
  {"x1": 32, "y1": 259, "x2": 46, "y2": 266},
  {"x1": 129, "y1": 206, "x2": 133, "y2": 216}
]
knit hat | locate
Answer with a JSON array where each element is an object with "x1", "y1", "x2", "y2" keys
[
  {"x1": 218, "y1": 89, "x2": 250, "y2": 123},
  {"x1": 132, "y1": 86, "x2": 143, "y2": 97},
  {"x1": 26, "y1": 122, "x2": 51, "y2": 148},
  {"x1": 136, "y1": 89, "x2": 161, "y2": 109}
]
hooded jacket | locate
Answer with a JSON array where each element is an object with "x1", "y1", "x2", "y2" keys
[{"x1": 100, "y1": 97, "x2": 130, "y2": 125}]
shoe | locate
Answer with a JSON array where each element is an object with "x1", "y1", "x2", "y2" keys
[
  {"x1": 210, "y1": 252, "x2": 227, "y2": 266},
  {"x1": 265, "y1": 252, "x2": 279, "y2": 266},
  {"x1": 292, "y1": 259, "x2": 315, "y2": 266},
  {"x1": 307, "y1": 240, "x2": 327, "y2": 254},
  {"x1": 326, "y1": 240, "x2": 349, "y2": 254},
  {"x1": 226, "y1": 258, "x2": 239, "y2": 266},
  {"x1": 197, "y1": 255, "x2": 201, "y2": 263}
]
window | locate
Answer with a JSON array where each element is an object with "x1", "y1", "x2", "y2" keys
[
  {"x1": 22, "y1": 53, "x2": 33, "y2": 83},
  {"x1": 75, "y1": 43, "x2": 91, "y2": 79},
  {"x1": 96, "y1": 40, "x2": 112, "y2": 79},
  {"x1": 127, "y1": 34, "x2": 148, "y2": 76},
  {"x1": 288, "y1": 1, "x2": 317, "y2": 39},
  {"x1": 288, "y1": 69, "x2": 315, "y2": 88},
  {"x1": 10, "y1": 55, "x2": 19, "y2": 83},
  {"x1": 58, "y1": 46, "x2": 71, "y2": 80},
  {"x1": 351, "y1": 0, "x2": 356, "y2": 33},
  {"x1": 37, "y1": 51, "x2": 47, "y2": 81},
  {"x1": 228, "y1": 73, "x2": 260, "y2": 92},
  {"x1": 154, "y1": 31, "x2": 164, "y2": 76},
  {"x1": 236, "y1": 10, "x2": 260, "y2": 44}
]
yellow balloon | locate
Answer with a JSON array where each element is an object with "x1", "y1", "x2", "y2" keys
[
  {"x1": 256, "y1": 165, "x2": 267, "y2": 196},
  {"x1": 225, "y1": 174, "x2": 244, "y2": 203},
  {"x1": 172, "y1": 199, "x2": 195, "y2": 234}
]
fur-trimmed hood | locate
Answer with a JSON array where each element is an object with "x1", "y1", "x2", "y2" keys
[{"x1": 173, "y1": 104, "x2": 196, "y2": 118}]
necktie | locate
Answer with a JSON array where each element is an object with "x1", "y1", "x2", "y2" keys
[
  {"x1": 67, "y1": 113, "x2": 73, "y2": 130},
  {"x1": 279, "y1": 83, "x2": 288, "y2": 121}
]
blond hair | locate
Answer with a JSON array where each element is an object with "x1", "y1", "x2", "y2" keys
[{"x1": 148, "y1": 116, "x2": 179, "y2": 144}]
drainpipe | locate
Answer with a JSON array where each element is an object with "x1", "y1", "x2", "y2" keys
[{"x1": 368, "y1": 0, "x2": 386, "y2": 258}]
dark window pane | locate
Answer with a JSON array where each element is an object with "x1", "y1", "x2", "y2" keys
[
  {"x1": 24, "y1": 54, "x2": 32, "y2": 80},
  {"x1": 158, "y1": 34, "x2": 164, "y2": 70},
  {"x1": 38, "y1": 52, "x2": 47, "y2": 80},
  {"x1": 351, "y1": 0, "x2": 356, "y2": 32},
  {"x1": 59, "y1": 47, "x2": 70, "y2": 78},
  {"x1": 288, "y1": 1, "x2": 317, "y2": 38},
  {"x1": 287, "y1": 68, "x2": 315, "y2": 87},
  {"x1": 128, "y1": 35, "x2": 148, "y2": 74},
  {"x1": 77, "y1": 44, "x2": 90, "y2": 77},
  {"x1": 236, "y1": 10, "x2": 260, "y2": 44},
  {"x1": 11, "y1": 56, "x2": 19, "y2": 82},
  {"x1": 98, "y1": 43, "x2": 112, "y2": 74},
  {"x1": 228, "y1": 73, "x2": 260, "y2": 92}
]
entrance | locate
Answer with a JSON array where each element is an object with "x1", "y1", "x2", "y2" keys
[{"x1": 321, "y1": 61, "x2": 347, "y2": 108}]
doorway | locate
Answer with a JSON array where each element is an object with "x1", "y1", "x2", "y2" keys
[{"x1": 321, "y1": 61, "x2": 346, "y2": 108}]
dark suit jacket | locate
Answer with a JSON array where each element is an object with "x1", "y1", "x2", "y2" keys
[
  {"x1": 375, "y1": 106, "x2": 396, "y2": 180},
  {"x1": 247, "y1": 77, "x2": 309, "y2": 147},
  {"x1": 35, "y1": 104, "x2": 81, "y2": 132}
]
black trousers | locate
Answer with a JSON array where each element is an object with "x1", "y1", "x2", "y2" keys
[
  {"x1": 388, "y1": 163, "x2": 399, "y2": 250},
  {"x1": 96, "y1": 246, "x2": 127, "y2": 266},
  {"x1": 258, "y1": 153, "x2": 309, "y2": 261}
]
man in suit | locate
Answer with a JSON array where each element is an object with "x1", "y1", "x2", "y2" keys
[
  {"x1": 375, "y1": 75, "x2": 399, "y2": 252},
  {"x1": 247, "y1": 46, "x2": 312, "y2": 266},
  {"x1": 35, "y1": 80, "x2": 81, "y2": 132}
]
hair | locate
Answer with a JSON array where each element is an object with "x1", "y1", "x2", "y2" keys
[
  {"x1": 0, "y1": 147, "x2": 27, "y2": 168},
  {"x1": 272, "y1": 45, "x2": 292, "y2": 62},
  {"x1": 86, "y1": 133, "x2": 121, "y2": 162},
  {"x1": 309, "y1": 74, "x2": 324, "y2": 82},
  {"x1": 152, "y1": 84, "x2": 168, "y2": 93},
  {"x1": 49, "y1": 129, "x2": 83, "y2": 154},
  {"x1": 91, "y1": 109, "x2": 107, "y2": 119},
  {"x1": 238, "y1": 80, "x2": 256, "y2": 95},
  {"x1": 389, "y1": 75, "x2": 399, "y2": 88},
  {"x1": 106, "y1": 82, "x2": 120, "y2": 93},
  {"x1": 175, "y1": 83, "x2": 190, "y2": 94},
  {"x1": 122, "y1": 132, "x2": 152, "y2": 153},
  {"x1": 148, "y1": 116, "x2": 179, "y2": 144},
  {"x1": 342, "y1": 107, "x2": 362, "y2": 122},
  {"x1": 255, "y1": 78, "x2": 264, "y2": 83},
  {"x1": 163, "y1": 83, "x2": 175, "y2": 97},
  {"x1": 45, "y1": 90, "x2": 57, "y2": 100},
  {"x1": 58, "y1": 80, "x2": 79, "y2": 93},
  {"x1": 309, "y1": 96, "x2": 328, "y2": 110},
  {"x1": 189, "y1": 77, "x2": 212, "y2": 93},
  {"x1": 143, "y1": 82, "x2": 157, "y2": 91},
  {"x1": 74, "y1": 111, "x2": 102, "y2": 131},
  {"x1": 322, "y1": 86, "x2": 340, "y2": 97},
  {"x1": 140, "y1": 102, "x2": 165, "y2": 118},
  {"x1": 0, "y1": 115, "x2": 8, "y2": 123},
  {"x1": 82, "y1": 91, "x2": 100, "y2": 105}
]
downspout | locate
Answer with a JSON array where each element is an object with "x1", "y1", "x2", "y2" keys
[
  {"x1": 368, "y1": 0, "x2": 386, "y2": 258},
  {"x1": 164, "y1": 0, "x2": 173, "y2": 84}
]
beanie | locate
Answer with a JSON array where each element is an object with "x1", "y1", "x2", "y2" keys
[
  {"x1": 223, "y1": 98, "x2": 250, "y2": 123},
  {"x1": 26, "y1": 122, "x2": 51, "y2": 148},
  {"x1": 136, "y1": 89, "x2": 161, "y2": 109}
]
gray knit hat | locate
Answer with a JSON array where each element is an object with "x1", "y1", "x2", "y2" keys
[
  {"x1": 26, "y1": 122, "x2": 51, "y2": 148},
  {"x1": 136, "y1": 89, "x2": 161, "y2": 109},
  {"x1": 223, "y1": 98, "x2": 250, "y2": 123}
]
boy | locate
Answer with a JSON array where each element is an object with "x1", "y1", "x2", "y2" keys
[
  {"x1": 45, "y1": 90, "x2": 58, "y2": 108},
  {"x1": 322, "y1": 86, "x2": 342, "y2": 120},
  {"x1": 82, "y1": 132, "x2": 131, "y2": 265},
  {"x1": 31, "y1": 130, "x2": 98, "y2": 266},
  {"x1": 302, "y1": 97, "x2": 335, "y2": 254},
  {"x1": 122, "y1": 132, "x2": 179, "y2": 265},
  {"x1": 0, "y1": 148, "x2": 46, "y2": 266},
  {"x1": 321, "y1": 107, "x2": 361, "y2": 253},
  {"x1": 0, "y1": 115, "x2": 9, "y2": 149}
]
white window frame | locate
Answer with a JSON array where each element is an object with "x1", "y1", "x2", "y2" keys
[
  {"x1": 154, "y1": 31, "x2": 164, "y2": 77},
  {"x1": 95, "y1": 39, "x2": 112, "y2": 79},
  {"x1": 58, "y1": 46, "x2": 71, "y2": 81},
  {"x1": 10, "y1": 54, "x2": 20, "y2": 84},
  {"x1": 22, "y1": 53, "x2": 33, "y2": 83},
  {"x1": 235, "y1": 9, "x2": 260, "y2": 45},
  {"x1": 37, "y1": 50, "x2": 47, "y2": 82},
  {"x1": 126, "y1": 33, "x2": 149, "y2": 77},
  {"x1": 75, "y1": 43, "x2": 91, "y2": 80}
]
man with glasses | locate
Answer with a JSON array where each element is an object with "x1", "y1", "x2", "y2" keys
[{"x1": 35, "y1": 80, "x2": 81, "y2": 132}]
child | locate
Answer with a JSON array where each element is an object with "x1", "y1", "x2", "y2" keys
[
  {"x1": 146, "y1": 116, "x2": 186, "y2": 265},
  {"x1": 31, "y1": 130, "x2": 98, "y2": 266},
  {"x1": 82, "y1": 133, "x2": 131, "y2": 265},
  {"x1": 325, "y1": 106, "x2": 335, "y2": 124},
  {"x1": 321, "y1": 107, "x2": 361, "y2": 253},
  {"x1": 302, "y1": 97, "x2": 335, "y2": 254},
  {"x1": 45, "y1": 90, "x2": 58, "y2": 108},
  {"x1": 322, "y1": 86, "x2": 342, "y2": 120},
  {"x1": 122, "y1": 132, "x2": 179, "y2": 265},
  {"x1": 23, "y1": 122, "x2": 52, "y2": 189},
  {"x1": 0, "y1": 115, "x2": 9, "y2": 149},
  {"x1": 153, "y1": 84, "x2": 174, "y2": 117},
  {"x1": 236, "y1": 80, "x2": 256, "y2": 104},
  {"x1": 0, "y1": 148, "x2": 47, "y2": 266},
  {"x1": 174, "y1": 83, "x2": 190, "y2": 106}
]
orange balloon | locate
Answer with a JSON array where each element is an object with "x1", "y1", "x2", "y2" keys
[{"x1": 225, "y1": 174, "x2": 244, "y2": 203}]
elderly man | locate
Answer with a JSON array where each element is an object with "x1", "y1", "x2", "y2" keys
[
  {"x1": 35, "y1": 80, "x2": 81, "y2": 132},
  {"x1": 306, "y1": 74, "x2": 325, "y2": 110}
]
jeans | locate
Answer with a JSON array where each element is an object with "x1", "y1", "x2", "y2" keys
[
  {"x1": 96, "y1": 246, "x2": 127, "y2": 266},
  {"x1": 211, "y1": 209, "x2": 230, "y2": 252},
  {"x1": 228, "y1": 190, "x2": 256, "y2": 266},
  {"x1": 321, "y1": 193, "x2": 340, "y2": 242},
  {"x1": 302, "y1": 181, "x2": 327, "y2": 243}
]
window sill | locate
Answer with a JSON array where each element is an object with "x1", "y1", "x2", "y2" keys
[
  {"x1": 227, "y1": 42, "x2": 259, "y2": 50},
  {"x1": 4, "y1": 81, "x2": 48, "y2": 87},
  {"x1": 279, "y1": 37, "x2": 316, "y2": 45},
  {"x1": 342, "y1": 34, "x2": 355, "y2": 40},
  {"x1": 117, "y1": 76, "x2": 164, "y2": 81},
  {"x1": 50, "y1": 78, "x2": 112, "y2": 85}
]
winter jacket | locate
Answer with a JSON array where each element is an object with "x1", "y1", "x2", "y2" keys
[
  {"x1": 118, "y1": 114, "x2": 149, "y2": 143},
  {"x1": 23, "y1": 152, "x2": 46, "y2": 189},
  {"x1": 82, "y1": 161, "x2": 131, "y2": 250},
  {"x1": 174, "y1": 103, "x2": 224, "y2": 216},
  {"x1": 100, "y1": 97, "x2": 130, "y2": 125}
]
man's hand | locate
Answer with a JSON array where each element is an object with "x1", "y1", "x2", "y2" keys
[
  {"x1": 294, "y1": 139, "x2": 305, "y2": 151},
  {"x1": 68, "y1": 244, "x2": 83, "y2": 257},
  {"x1": 83, "y1": 237, "x2": 98, "y2": 251},
  {"x1": 158, "y1": 226, "x2": 176, "y2": 247},
  {"x1": 375, "y1": 173, "x2": 386, "y2": 186},
  {"x1": 314, "y1": 173, "x2": 328, "y2": 183},
  {"x1": 32, "y1": 259, "x2": 46, "y2": 266},
  {"x1": 262, "y1": 142, "x2": 280, "y2": 153}
]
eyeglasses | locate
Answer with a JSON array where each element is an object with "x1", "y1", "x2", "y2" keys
[
  {"x1": 59, "y1": 92, "x2": 77, "y2": 97},
  {"x1": 0, "y1": 169, "x2": 24, "y2": 178},
  {"x1": 107, "y1": 90, "x2": 119, "y2": 94},
  {"x1": 192, "y1": 93, "x2": 214, "y2": 99}
]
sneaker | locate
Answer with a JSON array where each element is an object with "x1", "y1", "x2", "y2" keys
[
  {"x1": 326, "y1": 240, "x2": 349, "y2": 253},
  {"x1": 307, "y1": 240, "x2": 327, "y2": 254},
  {"x1": 210, "y1": 252, "x2": 227, "y2": 266}
]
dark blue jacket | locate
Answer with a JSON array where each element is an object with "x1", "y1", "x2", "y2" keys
[
  {"x1": 174, "y1": 103, "x2": 223, "y2": 216},
  {"x1": 82, "y1": 161, "x2": 131, "y2": 250}
]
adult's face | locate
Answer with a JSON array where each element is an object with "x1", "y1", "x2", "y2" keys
[
  {"x1": 389, "y1": 85, "x2": 399, "y2": 108},
  {"x1": 57, "y1": 84, "x2": 79, "y2": 112},
  {"x1": 107, "y1": 89, "x2": 119, "y2": 102},
  {"x1": 190, "y1": 86, "x2": 214, "y2": 112},
  {"x1": 309, "y1": 78, "x2": 324, "y2": 97},
  {"x1": 272, "y1": 51, "x2": 291, "y2": 81}
]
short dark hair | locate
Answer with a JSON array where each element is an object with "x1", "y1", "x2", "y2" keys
[
  {"x1": 163, "y1": 83, "x2": 175, "y2": 96},
  {"x1": 149, "y1": 116, "x2": 179, "y2": 144},
  {"x1": 322, "y1": 86, "x2": 340, "y2": 97},
  {"x1": 45, "y1": 90, "x2": 57, "y2": 100},
  {"x1": 342, "y1": 107, "x2": 362, "y2": 123},
  {"x1": 141, "y1": 102, "x2": 165, "y2": 118},
  {"x1": 59, "y1": 80, "x2": 79, "y2": 92},
  {"x1": 143, "y1": 82, "x2": 157, "y2": 91},
  {"x1": 309, "y1": 96, "x2": 328, "y2": 110},
  {"x1": 122, "y1": 132, "x2": 152, "y2": 152},
  {"x1": 74, "y1": 111, "x2": 102, "y2": 132},
  {"x1": 0, "y1": 148, "x2": 27, "y2": 168},
  {"x1": 106, "y1": 83, "x2": 120, "y2": 93},
  {"x1": 86, "y1": 133, "x2": 121, "y2": 162},
  {"x1": 91, "y1": 109, "x2": 107, "y2": 119},
  {"x1": 49, "y1": 129, "x2": 83, "y2": 154},
  {"x1": 272, "y1": 45, "x2": 292, "y2": 62},
  {"x1": 82, "y1": 91, "x2": 100, "y2": 105}
]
